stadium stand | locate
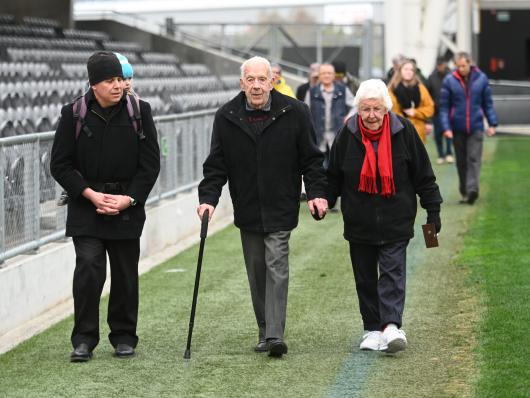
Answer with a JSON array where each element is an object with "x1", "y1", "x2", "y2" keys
[{"x1": 0, "y1": 13, "x2": 240, "y2": 135}]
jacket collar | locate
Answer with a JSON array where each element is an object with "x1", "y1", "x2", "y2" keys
[
  {"x1": 347, "y1": 111, "x2": 404, "y2": 139},
  {"x1": 223, "y1": 90, "x2": 293, "y2": 142}
]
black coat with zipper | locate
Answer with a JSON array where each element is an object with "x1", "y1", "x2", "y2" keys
[
  {"x1": 198, "y1": 90, "x2": 326, "y2": 233},
  {"x1": 327, "y1": 112, "x2": 442, "y2": 245},
  {"x1": 50, "y1": 89, "x2": 160, "y2": 239}
]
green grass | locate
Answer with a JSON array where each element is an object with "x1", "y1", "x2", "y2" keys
[
  {"x1": 457, "y1": 136, "x2": 530, "y2": 398},
  {"x1": 0, "y1": 208, "x2": 358, "y2": 398},
  {"x1": 0, "y1": 136, "x2": 528, "y2": 397}
]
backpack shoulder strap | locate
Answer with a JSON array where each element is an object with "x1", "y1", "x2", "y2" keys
[
  {"x1": 125, "y1": 92, "x2": 145, "y2": 140},
  {"x1": 72, "y1": 95, "x2": 88, "y2": 140}
]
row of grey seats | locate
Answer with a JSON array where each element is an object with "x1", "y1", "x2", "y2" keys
[{"x1": 5, "y1": 48, "x2": 182, "y2": 64}]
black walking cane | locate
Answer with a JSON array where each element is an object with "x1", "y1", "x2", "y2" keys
[{"x1": 183, "y1": 209, "x2": 209, "y2": 359}]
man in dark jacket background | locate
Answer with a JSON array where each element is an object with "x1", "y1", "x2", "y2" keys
[
  {"x1": 439, "y1": 52, "x2": 498, "y2": 204},
  {"x1": 197, "y1": 56, "x2": 328, "y2": 358},
  {"x1": 50, "y1": 51, "x2": 160, "y2": 362},
  {"x1": 427, "y1": 56, "x2": 452, "y2": 165}
]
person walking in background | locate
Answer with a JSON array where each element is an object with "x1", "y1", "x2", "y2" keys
[
  {"x1": 427, "y1": 56, "x2": 453, "y2": 165},
  {"x1": 388, "y1": 59, "x2": 435, "y2": 144},
  {"x1": 50, "y1": 51, "x2": 160, "y2": 362},
  {"x1": 271, "y1": 64, "x2": 295, "y2": 98},
  {"x1": 197, "y1": 56, "x2": 328, "y2": 358},
  {"x1": 305, "y1": 63, "x2": 355, "y2": 161},
  {"x1": 332, "y1": 60, "x2": 360, "y2": 96},
  {"x1": 115, "y1": 52, "x2": 136, "y2": 96},
  {"x1": 327, "y1": 79, "x2": 442, "y2": 354},
  {"x1": 439, "y1": 52, "x2": 498, "y2": 205},
  {"x1": 385, "y1": 54, "x2": 406, "y2": 83},
  {"x1": 296, "y1": 62, "x2": 320, "y2": 101}
]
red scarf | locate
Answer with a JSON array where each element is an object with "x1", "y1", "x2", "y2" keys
[{"x1": 358, "y1": 114, "x2": 395, "y2": 197}]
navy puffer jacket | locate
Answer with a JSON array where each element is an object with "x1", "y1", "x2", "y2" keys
[{"x1": 439, "y1": 66, "x2": 498, "y2": 134}]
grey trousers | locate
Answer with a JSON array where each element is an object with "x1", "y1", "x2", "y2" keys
[
  {"x1": 453, "y1": 131, "x2": 484, "y2": 197},
  {"x1": 240, "y1": 230, "x2": 291, "y2": 340}
]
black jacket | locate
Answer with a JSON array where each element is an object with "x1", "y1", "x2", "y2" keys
[
  {"x1": 327, "y1": 112, "x2": 442, "y2": 244},
  {"x1": 427, "y1": 67, "x2": 450, "y2": 115},
  {"x1": 50, "y1": 89, "x2": 160, "y2": 239},
  {"x1": 198, "y1": 90, "x2": 326, "y2": 232}
]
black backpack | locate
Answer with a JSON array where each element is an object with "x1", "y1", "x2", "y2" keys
[{"x1": 72, "y1": 91, "x2": 145, "y2": 140}]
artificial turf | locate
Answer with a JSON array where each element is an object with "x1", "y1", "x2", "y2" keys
[
  {"x1": 457, "y1": 136, "x2": 530, "y2": 398},
  {"x1": 0, "y1": 136, "x2": 527, "y2": 397}
]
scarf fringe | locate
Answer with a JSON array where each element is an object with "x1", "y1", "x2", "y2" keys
[
  {"x1": 359, "y1": 174, "x2": 378, "y2": 194},
  {"x1": 380, "y1": 176, "x2": 396, "y2": 197}
]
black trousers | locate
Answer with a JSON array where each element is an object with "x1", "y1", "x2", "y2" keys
[
  {"x1": 348, "y1": 240, "x2": 409, "y2": 331},
  {"x1": 71, "y1": 236, "x2": 140, "y2": 350}
]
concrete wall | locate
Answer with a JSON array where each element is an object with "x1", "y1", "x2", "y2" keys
[
  {"x1": 0, "y1": 0, "x2": 73, "y2": 29},
  {"x1": 0, "y1": 187, "x2": 233, "y2": 352}
]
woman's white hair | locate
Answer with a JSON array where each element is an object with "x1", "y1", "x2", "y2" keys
[
  {"x1": 353, "y1": 79, "x2": 393, "y2": 111},
  {"x1": 240, "y1": 56, "x2": 272, "y2": 79}
]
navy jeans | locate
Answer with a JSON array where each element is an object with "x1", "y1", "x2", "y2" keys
[
  {"x1": 433, "y1": 115, "x2": 453, "y2": 158},
  {"x1": 348, "y1": 240, "x2": 409, "y2": 331}
]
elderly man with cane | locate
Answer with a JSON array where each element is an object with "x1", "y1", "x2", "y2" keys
[{"x1": 197, "y1": 56, "x2": 328, "y2": 358}]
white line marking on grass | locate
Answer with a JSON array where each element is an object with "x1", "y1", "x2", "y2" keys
[{"x1": 165, "y1": 268, "x2": 186, "y2": 273}]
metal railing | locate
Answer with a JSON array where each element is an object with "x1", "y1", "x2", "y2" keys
[{"x1": 0, "y1": 109, "x2": 215, "y2": 264}]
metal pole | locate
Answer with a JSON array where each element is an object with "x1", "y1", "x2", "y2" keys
[
  {"x1": 316, "y1": 25, "x2": 323, "y2": 64},
  {"x1": 361, "y1": 19, "x2": 374, "y2": 80}
]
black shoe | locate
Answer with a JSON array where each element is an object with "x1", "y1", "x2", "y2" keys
[
  {"x1": 467, "y1": 191, "x2": 478, "y2": 205},
  {"x1": 254, "y1": 339, "x2": 268, "y2": 352},
  {"x1": 267, "y1": 339, "x2": 288, "y2": 357},
  {"x1": 114, "y1": 343, "x2": 135, "y2": 358},
  {"x1": 70, "y1": 343, "x2": 92, "y2": 362}
]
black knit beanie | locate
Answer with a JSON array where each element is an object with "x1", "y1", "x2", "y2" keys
[{"x1": 87, "y1": 51, "x2": 123, "y2": 85}]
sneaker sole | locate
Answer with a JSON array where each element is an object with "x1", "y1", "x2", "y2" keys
[{"x1": 382, "y1": 338, "x2": 407, "y2": 353}]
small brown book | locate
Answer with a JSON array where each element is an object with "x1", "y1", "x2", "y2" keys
[{"x1": 422, "y1": 223, "x2": 439, "y2": 248}]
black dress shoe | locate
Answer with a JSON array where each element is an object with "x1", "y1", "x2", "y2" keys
[
  {"x1": 114, "y1": 343, "x2": 135, "y2": 358},
  {"x1": 267, "y1": 339, "x2": 288, "y2": 357},
  {"x1": 254, "y1": 339, "x2": 268, "y2": 353},
  {"x1": 467, "y1": 191, "x2": 478, "y2": 205},
  {"x1": 70, "y1": 343, "x2": 92, "y2": 362}
]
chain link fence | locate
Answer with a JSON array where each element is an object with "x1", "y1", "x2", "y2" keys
[{"x1": 0, "y1": 109, "x2": 215, "y2": 265}]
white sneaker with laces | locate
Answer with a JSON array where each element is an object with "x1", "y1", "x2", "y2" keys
[
  {"x1": 381, "y1": 325, "x2": 407, "y2": 353},
  {"x1": 359, "y1": 330, "x2": 382, "y2": 351}
]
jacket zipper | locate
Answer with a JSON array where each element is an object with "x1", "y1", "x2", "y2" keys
[{"x1": 454, "y1": 71, "x2": 471, "y2": 134}]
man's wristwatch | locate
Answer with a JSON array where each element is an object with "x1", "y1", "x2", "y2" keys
[{"x1": 129, "y1": 196, "x2": 137, "y2": 207}]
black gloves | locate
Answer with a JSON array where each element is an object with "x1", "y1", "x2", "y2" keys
[{"x1": 427, "y1": 211, "x2": 441, "y2": 233}]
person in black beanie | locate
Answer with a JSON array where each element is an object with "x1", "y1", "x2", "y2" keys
[{"x1": 50, "y1": 51, "x2": 160, "y2": 362}]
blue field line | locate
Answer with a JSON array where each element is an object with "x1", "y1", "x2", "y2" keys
[{"x1": 326, "y1": 157, "x2": 454, "y2": 398}]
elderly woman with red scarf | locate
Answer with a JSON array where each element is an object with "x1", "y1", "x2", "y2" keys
[{"x1": 327, "y1": 79, "x2": 442, "y2": 354}]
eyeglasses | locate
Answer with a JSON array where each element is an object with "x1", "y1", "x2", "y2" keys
[{"x1": 358, "y1": 106, "x2": 386, "y2": 116}]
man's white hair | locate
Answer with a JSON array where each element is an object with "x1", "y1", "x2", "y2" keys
[
  {"x1": 353, "y1": 79, "x2": 393, "y2": 111},
  {"x1": 240, "y1": 56, "x2": 272, "y2": 79}
]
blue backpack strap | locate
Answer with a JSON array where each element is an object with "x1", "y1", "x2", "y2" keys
[
  {"x1": 125, "y1": 92, "x2": 145, "y2": 140},
  {"x1": 72, "y1": 95, "x2": 91, "y2": 140}
]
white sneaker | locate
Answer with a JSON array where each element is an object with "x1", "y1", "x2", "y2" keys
[
  {"x1": 445, "y1": 155, "x2": 454, "y2": 163},
  {"x1": 359, "y1": 330, "x2": 382, "y2": 351},
  {"x1": 381, "y1": 325, "x2": 407, "y2": 353},
  {"x1": 436, "y1": 157, "x2": 445, "y2": 165}
]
